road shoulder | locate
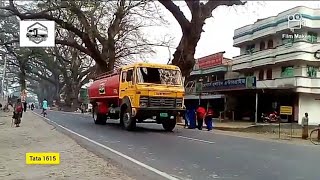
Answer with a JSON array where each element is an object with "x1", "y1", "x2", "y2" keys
[{"x1": 0, "y1": 111, "x2": 133, "y2": 180}]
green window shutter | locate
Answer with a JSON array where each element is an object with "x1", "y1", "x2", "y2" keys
[
  {"x1": 281, "y1": 67, "x2": 294, "y2": 78},
  {"x1": 307, "y1": 66, "x2": 317, "y2": 77}
]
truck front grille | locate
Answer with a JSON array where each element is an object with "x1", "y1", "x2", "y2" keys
[
  {"x1": 140, "y1": 97, "x2": 183, "y2": 108},
  {"x1": 150, "y1": 97, "x2": 175, "y2": 107}
]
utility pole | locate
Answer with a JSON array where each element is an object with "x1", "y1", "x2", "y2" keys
[{"x1": 1, "y1": 54, "x2": 7, "y2": 99}]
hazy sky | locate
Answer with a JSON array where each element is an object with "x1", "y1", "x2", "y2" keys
[{"x1": 144, "y1": 1, "x2": 320, "y2": 64}]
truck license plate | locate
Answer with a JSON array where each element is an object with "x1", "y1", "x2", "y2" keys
[{"x1": 160, "y1": 113, "x2": 168, "y2": 118}]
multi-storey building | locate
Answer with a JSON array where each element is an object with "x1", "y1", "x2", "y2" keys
[
  {"x1": 184, "y1": 52, "x2": 241, "y2": 118},
  {"x1": 232, "y1": 6, "x2": 320, "y2": 124}
]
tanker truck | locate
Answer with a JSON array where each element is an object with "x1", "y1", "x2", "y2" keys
[{"x1": 88, "y1": 62, "x2": 185, "y2": 131}]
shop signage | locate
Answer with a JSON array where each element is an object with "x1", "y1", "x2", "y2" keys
[
  {"x1": 202, "y1": 76, "x2": 256, "y2": 91},
  {"x1": 196, "y1": 52, "x2": 224, "y2": 70},
  {"x1": 280, "y1": 106, "x2": 293, "y2": 115}
]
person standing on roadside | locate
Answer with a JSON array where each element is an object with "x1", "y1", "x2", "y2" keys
[
  {"x1": 302, "y1": 112, "x2": 309, "y2": 139},
  {"x1": 23, "y1": 101, "x2": 27, "y2": 112},
  {"x1": 196, "y1": 105, "x2": 206, "y2": 130},
  {"x1": 42, "y1": 98, "x2": 48, "y2": 115},
  {"x1": 13, "y1": 98, "x2": 23, "y2": 127},
  {"x1": 30, "y1": 103, "x2": 34, "y2": 110},
  {"x1": 205, "y1": 105, "x2": 214, "y2": 131},
  {"x1": 186, "y1": 105, "x2": 197, "y2": 129},
  {"x1": 80, "y1": 103, "x2": 85, "y2": 114}
]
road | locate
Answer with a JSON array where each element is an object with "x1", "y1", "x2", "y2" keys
[{"x1": 34, "y1": 110, "x2": 320, "y2": 180}]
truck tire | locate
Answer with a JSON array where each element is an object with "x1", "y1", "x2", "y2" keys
[
  {"x1": 162, "y1": 119, "x2": 176, "y2": 131},
  {"x1": 121, "y1": 106, "x2": 136, "y2": 131},
  {"x1": 93, "y1": 107, "x2": 106, "y2": 125}
]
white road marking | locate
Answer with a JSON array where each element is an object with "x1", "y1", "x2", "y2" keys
[
  {"x1": 177, "y1": 136, "x2": 215, "y2": 144},
  {"x1": 32, "y1": 112, "x2": 179, "y2": 180}
]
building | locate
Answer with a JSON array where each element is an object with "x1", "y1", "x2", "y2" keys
[
  {"x1": 184, "y1": 52, "x2": 241, "y2": 119},
  {"x1": 232, "y1": 6, "x2": 320, "y2": 124}
]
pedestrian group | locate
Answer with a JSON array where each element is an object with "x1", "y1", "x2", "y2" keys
[{"x1": 184, "y1": 104, "x2": 214, "y2": 131}]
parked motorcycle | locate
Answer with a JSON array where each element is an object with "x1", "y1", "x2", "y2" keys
[
  {"x1": 261, "y1": 113, "x2": 270, "y2": 123},
  {"x1": 261, "y1": 112, "x2": 281, "y2": 123}
]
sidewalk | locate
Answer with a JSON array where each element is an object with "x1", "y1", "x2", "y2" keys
[
  {"x1": 0, "y1": 111, "x2": 133, "y2": 180},
  {"x1": 177, "y1": 119, "x2": 315, "y2": 145}
]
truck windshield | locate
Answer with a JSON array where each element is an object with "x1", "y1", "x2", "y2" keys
[{"x1": 137, "y1": 67, "x2": 182, "y2": 85}]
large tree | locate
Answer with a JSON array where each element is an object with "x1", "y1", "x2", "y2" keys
[
  {"x1": 0, "y1": 10, "x2": 95, "y2": 107},
  {"x1": 1, "y1": 0, "x2": 169, "y2": 74},
  {"x1": 159, "y1": 0, "x2": 245, "y2": 76}
]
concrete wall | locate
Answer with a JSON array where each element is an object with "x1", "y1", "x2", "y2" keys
[
  {"x1": 224, "y1": 71, "x2": 241, "y2": 80},
  {"x1": 299, "y1": 93, "x2": 320, "y2": 125}
]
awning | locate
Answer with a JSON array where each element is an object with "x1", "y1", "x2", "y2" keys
[{"x1": 184, "y1": 94, "x2": 225, "y2": 100}]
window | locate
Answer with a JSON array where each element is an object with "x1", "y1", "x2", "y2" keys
[
  {"x1": 245, "y1": 44, "x2": 255, "y2": 54},
  {"x1": 258, "y1": 70, "x2": 264, "y2": 80},
  {"x1": 267, "y1": 40, "x2": 273, "y2": 49},
  {"x1": 307, "y1": 66, "x2": 317, "y2": 77},
  {"x1": 136, "y1": 67, "x2": 182, "y2": 85},
  {"x1": 281, "y1": 66, "x2": 294, "y2": 77},
  {"x1": 259, "y1": 41, "x2": 265, "y2": 50},
  {"x1": 266, "y1": 69, "x2": 272, "y2": 80},
  {"x1": 121, "y1": 71, "x2": 127, "y2": 82},
  {"x1": 127, "y1": 69, "x2": 133, "y2": 82},
  {"x1": 307, "y1": 32, "x2": 317, "y2": 43}
]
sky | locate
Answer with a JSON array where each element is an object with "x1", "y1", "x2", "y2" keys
[{"x1": 144, "y1": 1, "x2": 320, "y2": 64}]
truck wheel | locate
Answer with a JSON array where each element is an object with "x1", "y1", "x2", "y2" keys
[
  {"x1": 93, "y1": 108, "x2": 106, "y2": 125},
  {"x1": 162, "y1": 119, "x2": 176, "y2": 131},
  {"x1": 122, "y1": 107, "x2": 136, "y2": 131}
]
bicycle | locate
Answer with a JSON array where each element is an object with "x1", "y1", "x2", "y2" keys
[{"x1": 309, "y1": 127, "x2": 320, "y2": 145}]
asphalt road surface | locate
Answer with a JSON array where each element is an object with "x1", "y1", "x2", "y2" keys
[{"x1": 34, "y1": 110, "x2": 320, "y2": 180}]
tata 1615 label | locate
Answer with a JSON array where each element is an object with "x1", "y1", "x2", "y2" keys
[{"x1": 26, "y1": 152, "x2": 60, "y2": 165}]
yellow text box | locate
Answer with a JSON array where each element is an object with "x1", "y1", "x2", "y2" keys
[
  {"x1": 280, "y1": 106, "x2": 293, "y2": 115},
  {"x1": 26, "y1": 152, "x2": 60, "y2": 165}
]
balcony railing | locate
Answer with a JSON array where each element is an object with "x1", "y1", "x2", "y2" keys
[
  {"x1": 232, "y1": 41, "x2": 320, "y2": 71},
  {"x1": 257, "y1": 77, "x2": 320, "y2": 89}
]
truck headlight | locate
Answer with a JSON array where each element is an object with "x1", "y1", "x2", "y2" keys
[
  {"x1": 140, "y1": 97, "x2": 148, "y2": 107},
  {"x1": 176, "y1": 99, "x2": 183, "y2": 107},
  {"x1": 140, "y1": 102, "x2": 147, "y2": 107}
]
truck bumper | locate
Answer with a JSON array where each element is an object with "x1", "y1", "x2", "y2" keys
[{"x1": 135, "y1": 107, "x2": 185, "y2": 123}]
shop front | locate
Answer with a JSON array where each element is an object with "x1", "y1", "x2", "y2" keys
[{"x1": 201, "y1": 76, "x2": 257, "y2": 121}]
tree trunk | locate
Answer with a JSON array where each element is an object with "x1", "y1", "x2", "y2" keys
[
  {"x1": 19, "y1": 66, "x2": 26, "y2": 92},
  {"x1": 172, "y1": 26, "x2": 203, "y2": 77},
  {"x1": 63, "y1": 84, "x2": 80, "y2": 111}
]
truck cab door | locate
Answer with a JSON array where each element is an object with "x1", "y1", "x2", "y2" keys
[
  {"x1": 119, "y1": 71, "x2": 128, "y2": 99},
  {"x1": 120, "y1": 69, "x2": 136, "y2": 104}
]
